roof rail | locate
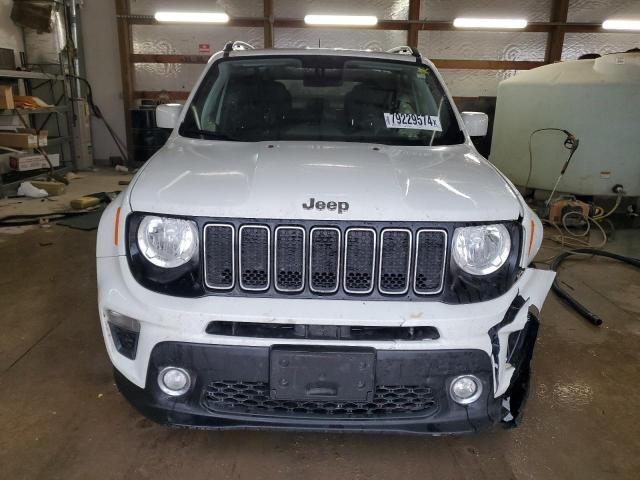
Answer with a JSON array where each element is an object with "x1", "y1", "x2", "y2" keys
[
  {"x1": 386, "y1": 45, "x2": 422, "y2": 63},
  {"x1": 387, "y1": 45, "x2": 415, "y2": 55},
  {"x1": 222, "y1": 41, "x2": 256, "y2": 57}
]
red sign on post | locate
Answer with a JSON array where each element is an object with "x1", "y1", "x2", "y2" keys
[{"x1": 199, "y1": 43, "x2": 211, "y2": 54}]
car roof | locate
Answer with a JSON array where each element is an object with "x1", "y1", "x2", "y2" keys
[{"x1": 213, "y1": 46, "x2": 432, "y2": 67}]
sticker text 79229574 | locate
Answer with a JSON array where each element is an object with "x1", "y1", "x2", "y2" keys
[{"x1": 383, "y1": 113, "x2": 442, "y2": 131}]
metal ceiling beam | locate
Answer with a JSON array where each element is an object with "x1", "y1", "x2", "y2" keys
[
  {"x1": 407, "y1": 0, "x2": 420, "y2": 47},
  {"x1": 546, "y1": 0, "x2": 571, "y2": 63},
  {"x1": 114, "y1": 0, "x2": 133, "y2": 162},
  {"x1": 264, "y1": 0, "x2": 273, "y2": 48},
  {"x1": 117, "y1": 14, "x2": 609, "y2": 33}
]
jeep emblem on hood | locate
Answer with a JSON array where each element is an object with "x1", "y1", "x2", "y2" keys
[{"x1": 302, "y1": 198, "x2": 349, "y2": 214}]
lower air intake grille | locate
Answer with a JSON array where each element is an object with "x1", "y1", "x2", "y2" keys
[{"x1": 202, "y1": 381, "x2": 438, "y2": 419}]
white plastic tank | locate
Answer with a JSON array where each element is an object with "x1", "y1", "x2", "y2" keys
[{"x1": 490, "y1": 52, "x2": 640, "y2": 196}]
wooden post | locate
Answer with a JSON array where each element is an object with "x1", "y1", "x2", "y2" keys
[
  {"x1": 114, "y1": 0, "x2": 133, "y2": 164},
  {"x1": 545, "y1": 0, "x2": 570, "y2": 63},
  {"x1": 264, "y1": 0, "x2": 274, "y2": 48},
  {"x1": 407, "y1": 0, "x2": 420, "y2": 48}
]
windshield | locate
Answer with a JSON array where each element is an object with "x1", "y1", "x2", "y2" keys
[{"x1": 179, "y1": 55, "x2": 465, "y2": 146}]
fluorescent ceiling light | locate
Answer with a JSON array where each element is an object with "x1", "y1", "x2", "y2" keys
[
  {"x1": 154, "y1": 11, "x2": 229, "y2": 23},
  {"x1": 453, "y1": 17, "x2": 528, "y2": 29},
  {"x1": 304, "y1": 15, "x2": 378, "y2": 26},
  {"x1": 602, "y1": 19, "x2": 640, "y2": 30}
]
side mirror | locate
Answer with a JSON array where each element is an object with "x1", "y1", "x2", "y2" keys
[
  {"x1": 461, "y1": 111, "x2": 489, "y2": 137},
  {"x1": 156, "y1": 103, "x2": 183, "y2": 129}
]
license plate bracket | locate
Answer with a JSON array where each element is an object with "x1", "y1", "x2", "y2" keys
[{"x1": 270, "y1": 348, "x2": 375, "y2": 402}]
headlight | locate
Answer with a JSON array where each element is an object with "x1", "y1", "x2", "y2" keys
[
  {"x1": 137, "y1": 215, "x2": 198, "y2": 268},
  {"x1": 452, "y1": 224, "x2": 511, "y2": 275}
]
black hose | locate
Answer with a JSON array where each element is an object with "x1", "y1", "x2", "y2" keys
[
  {"x1": 550, "y1": 248, "x2": 640, "y2": 326},
  {"x1": 525, "y1": 128, "x2": 578, "y2": 190}
]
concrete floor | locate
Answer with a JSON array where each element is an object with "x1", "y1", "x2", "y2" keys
[{"x1": 1, "y1": 179, "x2": 639, "y2": 479}]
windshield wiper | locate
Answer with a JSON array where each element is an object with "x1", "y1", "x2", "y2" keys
[{"x1": 181, "y1": 128, "x2": 238, "y2": 141}]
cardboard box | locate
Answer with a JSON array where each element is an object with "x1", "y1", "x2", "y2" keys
[
  {"x1": 31, "y1": 180, "x2": 66, "y2": 196},
  {"x1": 0, "y1": 84, "x2": 14, "y2": 109},
  {"x1": 9, "y1": 153, "x2": 60, "y2": 171},
  {"x1": 70, "y1": 196, "x2": 101, "y2": 209},
  {"x1": 14, "y1": 95, "x2": 52, "y2": 109},
  {"x1": 0, "y1": 129, "x2": 48, "y2": 148}
]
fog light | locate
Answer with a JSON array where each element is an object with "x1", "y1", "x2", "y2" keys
[
  {"x1": 449, "y1": 375, "x2": 483, "y2": 405},
  {"x1": 158, "y1": 367, "x2": 191, "y2": 396}
]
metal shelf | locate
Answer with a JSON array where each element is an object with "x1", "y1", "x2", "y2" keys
[
  {"x1": 0, "y1": 136, "x2": 70, "y2": 154},
  {"x1": 0, "y1": 137, "x2": 73, "y2": 149},
  {"x1": 0, "y1": 69, "x2": 64, "y2": 81},
  {"x1": 1, "y1": 166, "x2": 73, "y2": 193},
  {"x1": 0, "y1": 17, "x2": 76, "y2": 194},
  {"x1": 0, "y1": 106, "x2": 70, "y2": 116}
]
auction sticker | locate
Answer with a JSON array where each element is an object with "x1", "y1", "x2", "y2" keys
[{"x1": 384, "y1": 113, "x2": 442, "y2": 131}]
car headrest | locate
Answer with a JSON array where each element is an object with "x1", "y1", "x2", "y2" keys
[
  {"x1": 345, "y1": 83, "x2": 393, "y2": 130},
  {"x1": 221, "y1": 79, "x2": 291, "y2": 133}
]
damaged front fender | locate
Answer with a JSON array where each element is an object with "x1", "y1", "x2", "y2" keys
[
  {"x1": 489, "y1": 268, "x2": 554, "y2": 426},
  {"x1": 501, "y1": 312, "x2": 539, "y2": 427}
]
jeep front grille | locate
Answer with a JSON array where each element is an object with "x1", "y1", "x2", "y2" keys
[{"x1": 204, "y1": 222, "x2": 447, "y2": 298}]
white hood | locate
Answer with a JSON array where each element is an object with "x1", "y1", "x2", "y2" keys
[{"x1": 129, "y1": 138, "x2": 521, "y2": 222}]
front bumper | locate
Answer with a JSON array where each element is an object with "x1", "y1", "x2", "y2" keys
[
  {"x1": 115, "y1": 344, "x2": 503, "y2": 434},
  {"x1": 97, "y1": 255, "x2": 554, "y2": 433}
]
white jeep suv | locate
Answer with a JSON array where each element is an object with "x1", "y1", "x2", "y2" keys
[{"x1": 96, "y1": 43, "x2": 554, "y2": 434}]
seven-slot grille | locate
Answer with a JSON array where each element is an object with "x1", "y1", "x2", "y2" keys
[{"x1": 204, "y1": 223, "x2": 446, "y2": 297}]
